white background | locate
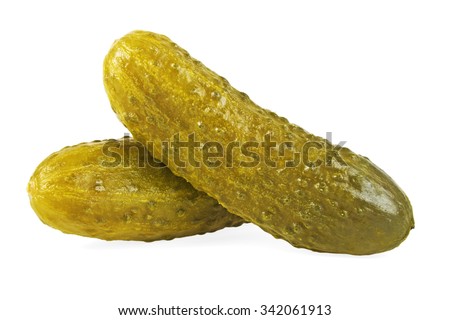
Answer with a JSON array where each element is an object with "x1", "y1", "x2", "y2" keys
[{"x1": 1, "y1": 1, "x2": 449, "y2": 319}]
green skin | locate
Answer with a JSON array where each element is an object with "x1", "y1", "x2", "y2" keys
[
  {"x1": 103, "y1": 31, "x2": 414, "y2": 254},
  {"x1": 28, "y1": 138, "x2": 244, "y2": 241}
]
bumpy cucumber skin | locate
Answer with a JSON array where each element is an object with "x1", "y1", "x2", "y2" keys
[
  {"x1": 104, "y1": 31, "x2": 414, "y2": 254},
  {"x1": 28, "y1": 139, "x2": 244, "y2": 241}
]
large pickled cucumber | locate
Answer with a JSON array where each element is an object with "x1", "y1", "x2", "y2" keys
[
  {"x1": 28, "y1": 138, "x2": 244, "y2": 241},
  {"x1": 103, "y1": 30, "x2": 414, "y2": 254}
]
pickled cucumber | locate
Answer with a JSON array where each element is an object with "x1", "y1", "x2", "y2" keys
[
  {"x1": 28, "y1": 138, "x2": 244, "y2": 241},
  {"x1": 103, "y1": 30, "x2": 414, "y2": 254}
]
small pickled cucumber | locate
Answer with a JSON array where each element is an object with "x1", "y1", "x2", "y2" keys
[
  {"x1": 103, "y1": 31, "x2": 414, "y2": 254},
  {"x1": 27, "y1": 138, "x2": 244, "y2": 241}
]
